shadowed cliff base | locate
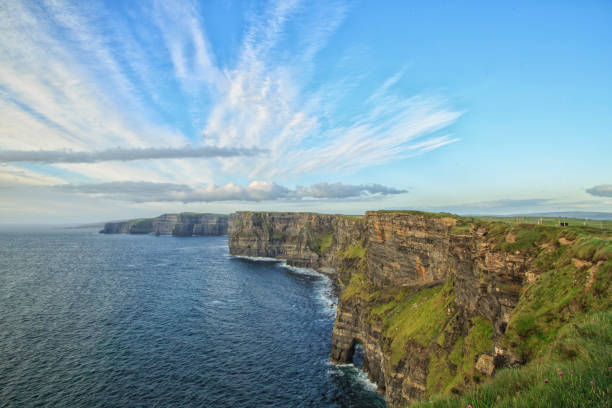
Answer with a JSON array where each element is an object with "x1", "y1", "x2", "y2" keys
[{"x1": 228, "y1": 210, "x2": 612, "y2": 407}]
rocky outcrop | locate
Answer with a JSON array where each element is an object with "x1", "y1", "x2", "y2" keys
[
  {"x1": 100, "y1": 213, "x2": 228, "y2": 236},
  {"x1": 227, "y1": 210, "x2": 550, "y2": 406},
  {"x1": 329, "y1": 212, "x2": 532, "y2": 406},
  {"x1": 228, "y1": 212, "x2": 366, "y2": 272}
]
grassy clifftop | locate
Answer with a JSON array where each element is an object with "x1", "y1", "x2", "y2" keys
[
  {"x1": 414, "y1": 310, "x2": 612, "y2": 407},
  {"x1": 339, "y1": 214, "x2": 612, "y2": 406}
]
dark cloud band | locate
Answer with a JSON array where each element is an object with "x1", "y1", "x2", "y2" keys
[
  {"x1": 586, "y1": 185, "x2": 612, "y2": 198},
  {"x1": 296, "y1": 182, "x2": 407, "y2": 199},
  {"x1": 53, "y1": 181, "x2": 407, "y2": 203},
  {"x1": 0, "y1": 146, "x2": 266, "y2": 164}
]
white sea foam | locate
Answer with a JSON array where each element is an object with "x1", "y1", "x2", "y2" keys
[
  {"x1": 278, "y1": 262, "x2": 321, "y2": 276},
  {"x1": 328, "y1": 361, "x2": 380, "y2": 392},
  {"x1": 278, "y1": 262, "x2": 338, "y2": 316},
  {"x1": 353, "y1": 366, "x2": 379, "y2": 392},
  {"x1": 331, "y1": 363, "x2": 353, "y2": 368},
  {"x1": 232, "y1": 255, "x2": 338, "y2": 316},
  {"x1": 231, "y1": 255, "x2": 281, "y2": 262}
]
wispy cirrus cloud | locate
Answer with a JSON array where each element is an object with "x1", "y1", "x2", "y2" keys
[
  {"x1": 0, "y1": 146, "x2": 266, "y2": 164},
  {"x1": 1, "y1": 0, "x2": 459, "y2": 214},
  {"x1": 54, "y1": 180, "x2": 407, "y2": 203},
  {"x1": 203, "y1": 0, "x2": 461, "y2": 179},
  {"x1": 0, "y1": 164, "x2": 67, "y2": 187}
]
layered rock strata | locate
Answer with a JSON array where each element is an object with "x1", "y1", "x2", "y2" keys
[
  {"x1": 228, "y1": 211, "x2": 366, "y2": 272},
  {"x1": 100, "y1": 213, "x2": 228, "y2": 236},
  {"x1": 329, "y1": 212, "x2": 531, "y2": 406},
  {"x1": 227, "y1": 210, "x2": 540, "y2": 407}
]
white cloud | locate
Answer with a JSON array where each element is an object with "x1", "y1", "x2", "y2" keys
[
  {"x1": 0, "y1": 164, "x2": 66, "y2": 187},
  {"x1": 53, "y1": 180, "x2": 406, "y2": 203},
  {"x1": 0, "y1": 0, "x2": 460, "y2": 206},
  {"x1": 202, "y1": 2, "x2": 462, "y2": 180},
  {"x1": 296, "y1": 182, "x2": 407, "y2": 199}
]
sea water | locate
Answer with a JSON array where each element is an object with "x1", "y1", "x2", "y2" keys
[{"x1": 0, "y1": 229, "x2": 385, "y2": 407}]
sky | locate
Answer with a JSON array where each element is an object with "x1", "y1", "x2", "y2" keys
[{"x1": 1, "y1": 0, "x2": 611, "y2": 224}]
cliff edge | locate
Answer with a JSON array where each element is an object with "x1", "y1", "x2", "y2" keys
[{"x1": 228, "y1": 210, "x2": 612, "y2": 407}]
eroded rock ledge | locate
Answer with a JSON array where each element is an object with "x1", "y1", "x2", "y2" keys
[{"x1": 228, "y1": 210, "x2": 612, "y2": 407}]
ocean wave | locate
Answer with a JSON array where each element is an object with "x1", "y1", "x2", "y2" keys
[
  {"x1": 233, "y1": 255, "x2": 338, "y2": 316},
  {"x1": 277, "y1": 262, "x2": 338, "y2": 315},
  {"x1": 231, "y1": 255, "x2": 282, "y2": 262},
  {"x1": 328, "y1": 362, "x2": 380, "y2": 393}
]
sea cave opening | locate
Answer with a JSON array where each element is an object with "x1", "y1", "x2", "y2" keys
[{"x1": 350, "y1": 340, "x2": 366, "y2": 369}]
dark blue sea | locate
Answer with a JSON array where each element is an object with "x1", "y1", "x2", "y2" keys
[{"x1": 0, "y1": 228, "x2": 385, "y2": 407}]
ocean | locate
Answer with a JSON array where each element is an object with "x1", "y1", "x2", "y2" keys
[{"x1": 0, "y1": 228, "x2": 385, "y2": 407}]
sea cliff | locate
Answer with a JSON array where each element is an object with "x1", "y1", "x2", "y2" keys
[
  {"x1": 100, "y1": 213, "x2": 228, "y2": 236},
  {"x1": 228, "y1": 210, "x2": 612, "y2": 407},
  {"x1": 228, "y1": 212, "x2": 366, "y2": 272}
]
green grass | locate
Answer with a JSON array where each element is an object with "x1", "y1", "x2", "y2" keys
[
  {"x1": 338, "y1": 214, "x2": 365, "y2": 220},
  {"x1": 498, "y1": 227, "x2": 551, "y2": 252},
  {"x1": 228, "y1": 209, "x2": 612, "y2": 405},
  {"x1": 411, "y1": 224, "x2": 612, "y2": 405},
  {"x1": 340, "y1": 272, "x2": 377, "y2": 302},
  {"x1": 376, "y1": 281, "x2": 455, "y2": 365},
  {"x1": 458, "y1": 317, "x2": 494, "y2": 378},
  {"x1": 427, "y1": 316, "x2": 494, "y2": 395},
  {"x1": 372, "y1": 210, "x2": 458, "y2": 219},
  {"x1": 450, "y1": 217, "x2": 479, "y2": 235},
  {"x1": 305, "y1": 230, "x2": 334, "y2": 255},
  {"x1": 343, "y1": 242, "x2": 366, "y2": 259},
  {"x1": 412, "y1": 310, "x2": 612, "y2": 408},
  {"x1": 476, "y1": 216, "x2": 612, "y2": 231},
  {"x1": 451, "y1": 223, "x2": 473, "y2": 235},
  {"x1": 320, "y1": 232, "x2": 334, "y2": 252},
  {"x1": 334, "y1": 211, "x2": 612, "y2": 404},
  {"x1": 502, "y1": 246, "x2": 612, "y2": 362},
  {"x1": 574, "y1": 238, "x2": 612, "y2": 261},
  {"x1": 336, "y1": 241, "x2": 368, "y2": 287}
]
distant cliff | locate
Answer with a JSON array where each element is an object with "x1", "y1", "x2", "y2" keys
[
  {"x1": 228, "y1": 210, "x2": 612, "y2": 407},
  {"x1": 100, "y1": 213, "x2": 228, "y2": 236},
  {"x1": 228, "y1": 212, "x2": 365, "y2": 271}
]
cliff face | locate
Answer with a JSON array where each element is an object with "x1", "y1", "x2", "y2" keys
[
  {"x1": 228, "y1": 212, "x2": 366, "y2": 272},
  {"x1": 227, "y1": 210, "x2": 612, "y2": 407},
  {"x1": 100, "y1": 213, "x2": 228, "y2": 236},
  {"x1": 101, "y1": 219, "x2": 152, "y2": 234},
  {"x1": 330, "y1": 212, "x2": 530, "y2": 405},
  {"x1": 167, "y1": 213, "x2": 228, "y2": 236}
]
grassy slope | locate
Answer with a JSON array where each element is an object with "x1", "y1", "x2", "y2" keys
[
  {"x1": 306, "y1": 230, "x2": 334, "y2": 255},
  {"x1": 413, "y1": 311, "x2": 612, "y2": 407},
  {"x1": 339, "y1": 214, "x2": 612, "y2": 406}
]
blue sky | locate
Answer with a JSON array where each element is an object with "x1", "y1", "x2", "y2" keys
[{"x1": 0, "y1": 0, "x2": 611, "y2": 223}]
